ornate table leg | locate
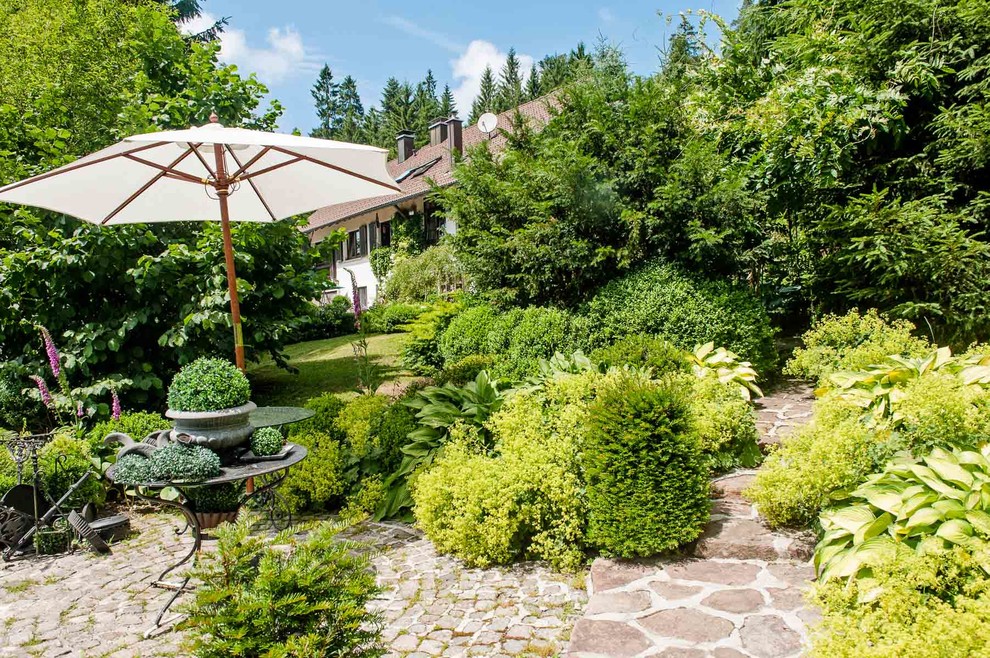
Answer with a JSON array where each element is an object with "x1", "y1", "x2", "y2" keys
[{"x1": 134, "y1": 489, "x2": 201, "y2": 633}]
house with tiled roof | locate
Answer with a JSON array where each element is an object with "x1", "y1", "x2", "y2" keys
[{"x1": 304, "y1": 95, "x2": 556, "y2": 306}]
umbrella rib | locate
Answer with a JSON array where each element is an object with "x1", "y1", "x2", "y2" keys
[
  {"x1": 266, "y1": 145, "x2": 402, "y2": 192},
  {"x1": 122, "y1": 154, "x2": 204, "y2": 184},
  {"x1": 225, "y1": 146, "x2": 277, "y2": 222},
  {"x1": 0, "y1": 142, "x2": 168, "y2": 194},
  {"x1": 228, "y1": 146, "x2": 271, "y2": 180},
  {"x1": 188, "y1": 144, "x2": 217, "y2": 180},
  {"x1": 101, "y1": 146, "x2": 198, "y2": 225}
]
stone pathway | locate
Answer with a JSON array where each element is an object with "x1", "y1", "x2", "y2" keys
[
  {"x1": 566, "y1": 382, "x2": 818, "y2": 658},
  {"x1": 0, "y1": 512, "x2": 585, "y2": 658}
]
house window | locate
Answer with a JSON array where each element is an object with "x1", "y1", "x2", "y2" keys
[
  {"x1": 346, "y1": 225, "x2": 369, "y2": 259},
  {"x1": 379, "y1": 221, "x2": 392, "y2": 248},
  {"x1": 424, "y1": 202, "x2": 445, "y2": 246},
  {"x1": 356, "y1": 286, "x2": 368, "y2": 310}
]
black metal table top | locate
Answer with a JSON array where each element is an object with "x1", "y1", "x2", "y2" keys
[
  {"x1": 109, "y1": 443, "x2": 308, "y2": 489},
  {"x1": 248, "y1": 406, "x2": 315, "y2": 429}
]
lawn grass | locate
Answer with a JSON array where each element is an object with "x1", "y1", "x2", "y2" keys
[{"x1": 248, "y1": 333, "x2": 412, "y2": 406}]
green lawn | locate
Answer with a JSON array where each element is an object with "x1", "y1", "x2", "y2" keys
[{"x1": 248, "y1": 333, "x2": 412, "y2": 406}]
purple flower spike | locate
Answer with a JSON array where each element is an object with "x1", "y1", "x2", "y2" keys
[
  {"x1": 343, "y1": 268, "x2": 362, "y2": 330},
  {"x1": 30, "y1": 375, "x2": 53, "y2": 408},
  {"x1": 39, "y1": 327, "x2": 60, "y2": 379},
  {"x1": 76, "y1": 401, "x2": 85, "y2": 418},
  {"x1": 111, "y1": 389, "x2": 122, "y2": 421}
]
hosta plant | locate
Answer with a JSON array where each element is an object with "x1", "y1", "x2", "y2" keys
[
  {"x1": 816, "y1": 445, "x2": 990, "y2": 582},
  {"x1": 688, "y1": 342, "x2": 763, "y2": 401}
]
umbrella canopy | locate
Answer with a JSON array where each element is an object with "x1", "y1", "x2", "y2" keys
[{"x1": 0, "y1": 115, "x2": 400, "y2": 369}]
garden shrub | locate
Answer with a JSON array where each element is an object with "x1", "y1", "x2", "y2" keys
[
  {"x1": 292, "y1": 296, "x2": 354, "y2": 343},
  {"x1": 891, "y1": 373, "x2": 990, "y2": 454},
  {"x1": 591, "y1": 335, "x2": 690, "y2": 375},
  {"x1": 745, "y1": 395, "x2": 891, "y2": 527},
  {"x1": 38, "y1": 434, "x2": 105, "y2": 507},
  {"x1": 250, "y1": 427, "x2": 284, "y2": 457},
  {"x1": 413, "y1": 373, "x2": 600, "y2": 570},
  {"x1": 0, "y1": 448, "x2": 17, "y2": 494},
  {"x1": 360, "y1": 302, "x2": 426, "y2": 334},
  {"x1": 437, "y1": 304, "x2": 499, "y2": 364},
  {"x1": 365, "y1": 396, "x2": 417, "y2": 477},
  {"x1": 402, "y1": 299, "x2": 465, "y2": 376},
  {"x1": 484, "y1": 308, "x2": 525, "y2": 355},
  {"x1": 786, "y1": 309, "x2": 930, "y2": 384},
  {"x1": 184, "y1": 515, "x2": 383, "y2": 658},
  {"x1": 383, "y1": 242, "x2": 468, "y2": 303},
  {"x1": 583, "y1": 374, "x2": 710, "y2": 557},
  {"x1": 295, "y1": 392, "x2": 347, "y2": 436},
  {"x1": 811, "y1": 547, "x2": 990, "y2": 658},
  {"x1": 86, "y1": 411, "x2": 170, "y2": 454},
  {"x1": 582, "y1": 261, "x2": 778, "y2": 375},
  {"x1": 148, "y1": 442, "x2": 221, "y2": 482},
  {"x1": 280, "y1": 429, "x2": 346, "y2": 512},
  {"x1": 0, "y1": 363, "x2": 45, "y2": 432},
  {"x1": 686, "y1": 375, "x2": 761, "y2": 472},
  {"x1": 438, "y1": 354, "x2": 495, "y2": 386},
  {"x1": 337, "y1": 395, "x2": 391, "y2": 457},
  {"x1": 167, "y1": 357, "x2": 251, "y2": 412}
]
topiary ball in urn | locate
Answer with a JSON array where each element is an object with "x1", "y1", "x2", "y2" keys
[{"x1": 166, "y1": 357, "x2": 256, "y2": 450}]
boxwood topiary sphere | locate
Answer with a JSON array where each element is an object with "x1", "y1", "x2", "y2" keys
[
  {"x1": 149, "y1": 442, "x2": 221, "y2": 482},
  {"x1": 250, "y1": 427, "x2": 284, "y2": 456},
  {"x1": 167, "y1": 357, "x2": 251, "y2": 412},
  {"x1": 113, "y1": 454, "x2": 153, "y2": 485}
]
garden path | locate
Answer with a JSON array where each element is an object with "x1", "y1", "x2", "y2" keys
[{"x1": 565, "y1": 381, "x2": 818, "y2": 658}]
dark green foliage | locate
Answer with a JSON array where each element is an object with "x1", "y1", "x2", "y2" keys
[
  {"x1": 591, "y1": 335, "x2": 690, "y2": 375},
  {"x1": 582, "y1": 261, "x2": 777, "y2": 375},
  {"x1": 0, "y1": 363, "x2": 45, "y2": 431},
  {"x1": 87, "y1": 411, "x2": 170, "y2": 454},
  {"x1": 292, "y1": 296, "x2": 354, "y2": 343},
  {"x1": 361, "y1": 302, "x2": 426, "y2": 334},
  {"x1": 148, "y1": 442, "x2": 221, "y2": 482},
  {"x1": 167, "y1": 358, "x2": 251, "y2": 412},
  {"x1": 112, "y1": 454, "x2": 152, "y2": 486},
  {"x1": 583, "y1": 376, "x2": 710, "y2": 557},
  {"x1": 367, "y1": 398, "x2": 418, "y2": 478},
  {"x1": 186, "y1": 483, "x2": 243, "y2": 513},
  {"x1": 295, "y1": 392, "x2": 348, "y2": 437},
  {"x1": 402, "y1": 300, "x2": 464, "y2": 376},
  {"x1": 250, "y1": 427, "x2": 284, "y2": 457},
  {"x1": 437, "y1": 305, "x2": 500, "y2": 364},
  {"x1": 184, "y1": 515, "x2": 384, "y2": 658},
  {"x1": 438, "y1": 355, "x2": 495, "y2": 386}
]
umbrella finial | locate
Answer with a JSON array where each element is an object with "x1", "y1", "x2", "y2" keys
[{"x1": 209, "y1": 111, "x2": 219, "y2": 123}]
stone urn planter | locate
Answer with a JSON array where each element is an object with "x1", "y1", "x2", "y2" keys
[{"x1": 166, "y1": 401, "x2": 257, "y2": 450}]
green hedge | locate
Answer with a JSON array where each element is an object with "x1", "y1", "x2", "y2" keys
[
  {"x1": 583, "y1": 375, "x2": 710, "y2": 556},
  {"x1": 360, "y1": 302, "x2": 426, "y2": 334},
  {"x1": 581, "y1": 261, "x2": 777, "y2": 375}
]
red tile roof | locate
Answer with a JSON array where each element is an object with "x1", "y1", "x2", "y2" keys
[{"x1": 304, "y1": 94, "x2": 558, "y2": 234}]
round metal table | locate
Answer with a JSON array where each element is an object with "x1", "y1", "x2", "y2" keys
[
  {"x1": 109, "y1": 442, "x2": 308, "y2": 631},
  {"x1": 249, "y1": 405, "x2": 315, "y2": 429}
]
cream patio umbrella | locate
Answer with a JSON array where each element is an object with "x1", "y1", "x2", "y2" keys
[{"x1": 0, "y1": 114, "x2": 400, "y2": 370}]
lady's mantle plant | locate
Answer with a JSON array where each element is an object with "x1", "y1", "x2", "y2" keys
[{"x1": 167, "y1": 357, "x2": 250, "y2": 412}]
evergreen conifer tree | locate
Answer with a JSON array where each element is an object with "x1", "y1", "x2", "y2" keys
[
  {"x1": 439, "y1": 84, "x2": 456, "y2": 118},
  {"x1": 470, "y1": 66, "x2": 498, "y2": 123},
  {"x1": 496, "y1": 48, "x2": 524, "y2": 111},
  {"x1": 310, "y1": 64, "x2": 339, "y2": 139}
]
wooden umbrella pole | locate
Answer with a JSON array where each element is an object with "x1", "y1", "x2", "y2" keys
[{"x1": 213, "y1": 142, "x2": 245, "y2": 371}]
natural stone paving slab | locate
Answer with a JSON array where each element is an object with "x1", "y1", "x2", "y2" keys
[{"x1": 0, "y1": 512, "x2": 586, "y2": 658}]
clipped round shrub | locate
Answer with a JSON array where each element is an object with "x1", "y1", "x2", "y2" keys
[
  {"x1": 167, "y1": 357, "x2": 251, "y2": 412},
  {"x1": 279, "y1": 430, "x2": 346, "y2": 512},
  {"x1": 113, "y1": 454, "x2": 153, "y2": 485},
  {"x1": 187, "y1": 483, "x2": 243, "y2": 512},
  {"x1": 438, "y1": 304, "x2": 499, "y2": 364},
  {"x1": 294, "y1": 392, "x2": 347, "y2": 436},
  {"x1": 250, "y1": 427, "x2": 284, "y2": 457},
  {"x1": 583, "y1": 375, "x2": 710, "y2": 557},
  {"x1": 497, "y1": 306, "x2": 582, "y2": 380},
  {"x1": 785, "y1": 309, "x2": 930, "y2": 384},
  {"x1": 38, "y1": 434, "x2": 105, "y2": 507},
  {"x1": 149, "y1": 442, "x2": 221, "y2": 482},
  {"x1": 591, "y1": 335, "x2": 690, "y2": 375},
  {"x1": 582, "y1": 260, "x2": 778, "y2": 375},
  {"x1": 438, "y1": 354, "x2": 495, "y2": 386},
  {"x1": 87, "y1": 411, "x2": 170, "y2": 454}
]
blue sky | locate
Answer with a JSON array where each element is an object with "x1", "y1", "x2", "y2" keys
[{"x1": 184, "y1": 0, "x2": 741, "y2": 134}]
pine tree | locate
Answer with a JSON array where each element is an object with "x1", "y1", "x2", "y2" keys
[
  {"x1": 439, "y1": 84, "x2": 456, "y2": 118},
  {"x1": 537, "y1": 53, "x2": 570, "y2": 92},
  {"x1": 470, "y1": 66, "x2": 498, "y2": 124},
  {"x1": 496, "y1": 48, "x2": 524, "y2": 111},
  {"x1": 310, "y1": 64, "x2": 339, "y2": 139},
  {"x1": 413, "y1": 70, "x2": 441, "y2": 145},
  {"x1": 525, "y1": 64, "x2": 541, "y2": 100},
  {"x1": 378, "y1": 78, "x2": 417, "y2": 152},
  {"x1": 662, "y1": 17, "x2": 701, "y2": 80},
  {"x1": 335, "y1": 75, "x2": 365, "y2": 143}
]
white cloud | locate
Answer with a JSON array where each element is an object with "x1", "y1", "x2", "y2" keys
[
  {"x1": 598, "y1": 7, "x2": 616, "y2": 23},
  {"x1": 381, "y1": 15, "x2": 464, "y2": 53},
  {"x1": 450, "y1": 41, "x2": 534, "y2": 117},
  {"x1": 180, "y1": 13, "x2": 322, "y2": 84}
]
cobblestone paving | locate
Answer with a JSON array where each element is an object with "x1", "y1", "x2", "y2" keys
[
  {"x1": 0, "y1": 512, "x2": 586, "y2": 658},
  {"x1": 566, "y1": 382, "x2": 818, "y2": 658}
]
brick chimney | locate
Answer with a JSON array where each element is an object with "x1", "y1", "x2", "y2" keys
[
  {"x1": 445, "y1": 116, "x2": 463, "y2": 157},
  {"x1": 428, "y1": 119, "x2": 448, "y2": 147},
  {"x1": 396, "y1": 130, "x2": 415, "y2": 163}
]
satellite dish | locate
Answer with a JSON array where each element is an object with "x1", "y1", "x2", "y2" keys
[{"x1": 477, "y1": 112, "x2": 498, "y2": 135}]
